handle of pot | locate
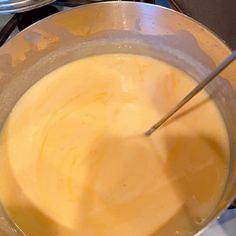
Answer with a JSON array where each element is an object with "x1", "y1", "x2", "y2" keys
[{"x1": 228, "y1": 199, "x2": 236, "y2": 209}]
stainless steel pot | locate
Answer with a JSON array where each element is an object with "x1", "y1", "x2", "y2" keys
[
  {"x1": 0, "y1": 0, "x2": 55, "y2": 14},
  {"x1": 0, "y1": 2, "x2": 236, "y2": 235}
]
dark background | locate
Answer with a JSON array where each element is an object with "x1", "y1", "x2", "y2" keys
[{"x1": 158, "y1": 0, "x2": 236, "y2": 49}]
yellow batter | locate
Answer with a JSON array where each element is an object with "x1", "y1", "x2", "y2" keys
[{"x1": 0, "y1": 54, "x2": 229, "y2": 236}]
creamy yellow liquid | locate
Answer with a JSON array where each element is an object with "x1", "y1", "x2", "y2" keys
[{"x1": 0, "y1": 54, "x2": 229, "y2": 236}]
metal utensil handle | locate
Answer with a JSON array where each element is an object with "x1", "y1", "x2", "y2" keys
[{"x1": 145, "y1": 50, "x2": 236, "y2": 136}]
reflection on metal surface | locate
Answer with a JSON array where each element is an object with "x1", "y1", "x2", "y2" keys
[
  {"x1": 54, "y1": 0, "x2": 155, "y2": 6},
  {"x1": 0, "y1": 0, "x2": 55, "y2": 14}
]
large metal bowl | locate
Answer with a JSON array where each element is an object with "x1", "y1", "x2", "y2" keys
[{"x1": 0, "y1": 2, "x2": 236, "y2": 235}]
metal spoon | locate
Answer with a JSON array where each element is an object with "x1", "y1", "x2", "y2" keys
[{"x1": 145, "y1": 50, "x2": 236, "y2": 136}]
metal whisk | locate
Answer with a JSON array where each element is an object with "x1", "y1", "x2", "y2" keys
[{"x1": 145, "y1": 50, "x2": 236, "y2": 136}]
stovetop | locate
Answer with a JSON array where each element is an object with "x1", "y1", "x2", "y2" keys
[{"x1": 0, "y1": 1, "x2": 236, "y2": 235}]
